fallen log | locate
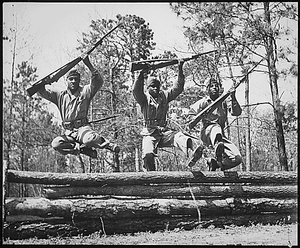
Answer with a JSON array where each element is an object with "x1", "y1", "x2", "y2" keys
[
  {"x1": 5, "y1": 197, "x2": 297, "y2": 220},
  {"x1": 42, "y1": 184, "x2": 297, "y2": 199},
  {"x1": 4, "y1": 212, "x2": 297, "y2": 240},
  {"x1": 4, "y1": 221, "x2": 82, "y2": 240},
  {"x1": 7, "y1": 170, "x2": 298, "y2": 186}
]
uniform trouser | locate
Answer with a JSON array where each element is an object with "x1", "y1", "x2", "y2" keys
[
  {"x1": 202, "y1": 124, "x2": 242, "y2": 170},
  {"x1": 51, "y1": 125, "x2": 108, "y2": 156},
  {"x1": 142, "y1": 130, "x2": 193, "y2": 171}
]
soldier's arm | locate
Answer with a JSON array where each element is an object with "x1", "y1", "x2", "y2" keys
[
  {"x1": 229, "y1": 90, "x2": 242, "y2": 116},
  {"x1": 37, "y1": 78, "x2": 59, "y2": 105},
  {"x1": 167, "y1": 60, "x2": 185, "y2": 102},
  {"x1": 83, "y1": 56, "x2": 103, "y2": 98},
  {"x1": 133, "y1": 69, "x2": 147, "y2": 105}
]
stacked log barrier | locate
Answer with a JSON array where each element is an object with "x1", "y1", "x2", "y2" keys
[{"x1": 4, "y1": 169, "x2": 298, "y2": 240}]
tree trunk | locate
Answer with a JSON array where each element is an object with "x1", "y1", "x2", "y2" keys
[
  {"x1": 135, "y1": 147, "x2": 140, "y2": 172},
  {"x1": 4, "y1": 212, "x2": 297, "y2": 240},
  {"x1": 5, "y1": 197, "x2": 297, "y2": 220},
  {"x1": 110, "y1": 68, "x2": 120, "y2": 172},
  {"x1": 5, "y1": 17, "x2": 18, "y2": 174},
  {"x1": 7, "y1": 170, "x2": 298, "y2": 186},
  {"x1": 263, "y1": 2, "x2": 288, "y2": 171},
  {"x1": 42, "y1": 184, "x2": 297, "y2": 199},
  {"x1": 3, "y1": 161, "x2": 8, "y2": 225},
  {"x1": 245, "y1": 73, "x2": 251, "y2": 171}
]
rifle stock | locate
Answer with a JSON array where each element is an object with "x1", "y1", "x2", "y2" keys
[
  {"x1": 130, "y1": 50, "x2": 217, "y2": 73},
  {"x1": 188, "y1": 59, "x2": 264, "y2": 130},
  {"x1": 26, "y1": 23, "x2": 122, "y2": 97}
]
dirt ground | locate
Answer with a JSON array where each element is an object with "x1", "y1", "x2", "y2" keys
[{"x1": 3, "y1": 223, "x2": 298, "y2": 246}]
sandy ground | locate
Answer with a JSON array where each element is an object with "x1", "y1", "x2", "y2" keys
[{"x1": 3, "y1": 223, "x2": 298, "y2": 246}]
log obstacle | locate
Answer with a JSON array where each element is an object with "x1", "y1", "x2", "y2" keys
[
  {"x1": 7, "y1": 169, "x2": 298, "y2": 185},
  {"x1": 4, "y1": 169, "x2": 298, "y2": 240}
]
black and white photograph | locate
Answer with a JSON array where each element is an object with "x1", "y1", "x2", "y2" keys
[{"x1": 3, "y1": 2, "x2": 298, "y2": 245}]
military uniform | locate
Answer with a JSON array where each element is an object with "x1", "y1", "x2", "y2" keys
[
  {"x1": 189, "y1": 92, "x2": 243, "y2": 170},
  {"x1": 133, "y1": 72, "x2": 197, "y2": 171},
  {"x1": 38, "y1": 70, "x2": 119, "y2": 157}
]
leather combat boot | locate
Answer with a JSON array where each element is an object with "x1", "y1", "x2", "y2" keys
[
  {"x1": 99, "y1": 140, "x2": 120, "y2": 153},
  {"x1": 215, "y1": 141, "x2": 224, "y2": 163},
  {"x1": 106, "y1": 143, "x2": 120, "y2": 153},
  {"x1": 143, "y1": 153, "x2": 156, "y2": 171},
  {"x1": 80, "y1": 146, "x2": 97, "y2": 159},
  {"x1": 207, "y1": 157, "x2": 219, "y2": 171},
  {"x1": 207, "y1": 157, "x2": 225, "y2": 171},
  {"x1": 187, "y1": 145, "x2": 204, "y2": 167}
]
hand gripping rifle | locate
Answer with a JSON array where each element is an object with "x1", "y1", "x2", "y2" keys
[
  {"x1": 187, "y1": 58, "x2": 264, "y2": 130},
  {"x1": 26, "y1": 23, "x2": 122, "y2": 97},
  {"x1": 129, "y1": 50, "x2": 218, "y2": 73}
]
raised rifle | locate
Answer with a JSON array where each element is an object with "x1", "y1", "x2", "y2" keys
[
  {"x1": 26, "y1": 23, "x2": 122, "y2": 97},
  {"x1": 188, "y1": 58, "x2": 264, "y2": 130},
  {"x1": 129, "y1": 50, "x2": 218, "y2": 73}
]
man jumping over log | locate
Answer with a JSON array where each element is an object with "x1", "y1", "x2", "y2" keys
[
  {"x1": 188, "y1": 77, "x2": 243, "y2": 171},
  {"x1": 37, "y1": 56, "x2": 120, "y2": 160},
  {"x1": 133, "y1": 60, "x2": 203, "y2": 171}
]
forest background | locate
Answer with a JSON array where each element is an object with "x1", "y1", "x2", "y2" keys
[{"x1": 3, "y1": 2, "x2": 298, "y2": 197}]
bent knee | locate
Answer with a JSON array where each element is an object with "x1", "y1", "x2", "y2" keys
[
  {"x1": 81, "y1": 132, "x2": 103, "y2": 146},
  {"x1": 229, "y1": 155, "x2": 243, "y2": 167},
  {"x1": 143, "y1": 153, "x2": 156, "y2": 171},
  {"x1": 223, "y1": 155, "x2": 243, "y2": 170}
]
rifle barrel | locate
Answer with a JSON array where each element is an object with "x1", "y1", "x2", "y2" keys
[
  {"x1": 130, "y1": 50, "x2": 218, "y2": 72},
  {"x1": 188, "y1": 58, "x2": 264, "y2": 129},
  {"x1": 86, "y1": 23, "x2": 122, "y2": 56},
  {"x1": 190, "y1": 49, "x2": 218, "y2": 60},
  {"x1": 233, "y1": 58, "x2": 264, "y2": 89},
  {"x1": 26, "y1": 23, "x2": 121, "y2": 97}
]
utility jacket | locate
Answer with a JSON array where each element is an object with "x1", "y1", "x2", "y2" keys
[
  {"x1": 133, "y1": 74, "x2": 185, "y2": 135},
  {"x1": 189, "y1": 94, "x2": 242, "y2": 131},
  {"x1": 38, "y1": 72, "x2": 102, "y2": 125}
]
